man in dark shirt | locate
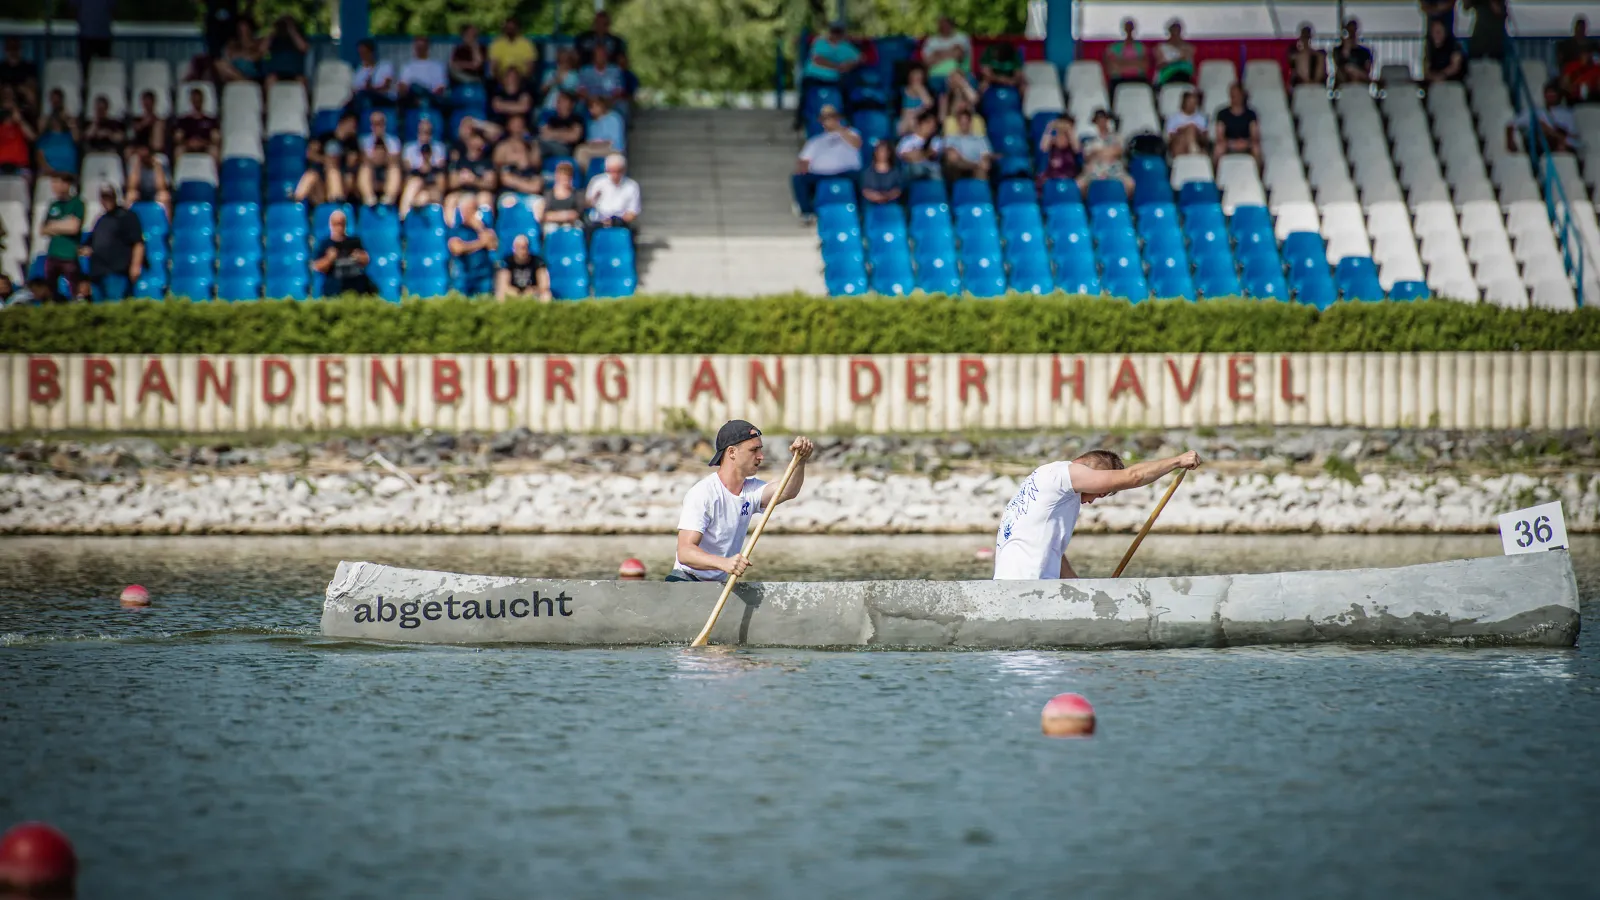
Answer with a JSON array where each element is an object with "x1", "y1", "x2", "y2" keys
[
  {"x1": 0, "y1": 37, "x2": 37, "y2": 109},
  {"x1": 1212, "y1": 83, "x2": 1261, "y2": 167},
  {"x1": 496, "y1": 234, "x2": 550, "y2": 301},
  {"x1": 538, "y1": 91, "x2": 585, "y2": 159},
  {"x1": 1332, "y1": 19, "x2": 1375, "y2": 84},
  {"x1": 574, "y1": 11, "x2": 628, "y2": 67},
  {"x1": 78, "y1": 185, "x2": 144, "y2": 301},
  {"x1": 311, "y1": 210, "x2": 373, "y2": 296},
  {"x1": 173, "y1": 88, "x2": 220, "y2": 160}
]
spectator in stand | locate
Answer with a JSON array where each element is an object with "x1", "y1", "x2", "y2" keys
[
  {"x1": 539, "y1": 92, "x2": 585, "y2": 158},
  {"x1": 541, "y1": 49, "x2": 581, "y2": 110},
  {"x1": 896, "y1": 112, "x2": 944, "y2": 180},
  {"x1": 577, "y1": 10, "x2": 629, "y2": 66},
  {"x1": 126, "y1": 90, "x2": 167, "y2": 162},
  {"x1": 942, "y1": 107, "x2": 993, "y2": 181},
  {"x1": 352, "y1": 40, "x2": 397, "y2": 108},
  {"x1": 451, "y1": 25, "x2": 486, "y2": 85},
  {"x1": 495, "y1": 128, "x2": 544, "y2": 206},
  {"x1": 358, "y1": 110, "x2": 402, "y2": 206},
  {"x1": 217, "y1": 19, "x2": 265, "y2": 84},
  {"x1": 1333, "y1": 19, "x2": 1375, "y2": 85},
  {"x1": 977, "y1": 41, "x2": 1024, "y2": 93},
  {"x1": 1557, "y1": 17, "x2": 1599, "y2": 101},
  {"x1": 579, "y1": 45, "x2": 629, "y2": 118},
  {"x1": 1289, "y1": 24, "x2": 1329, "y2": 86},
  {"x1": 263, "y1": 16, "x2": 310, "y2": 90},
  {"x1": 83, "y1": 95, "x2": 125, "y2": 155},
  {"x1": 1213, "y1": 84, "x2": 1261, "y2": 166},
  {"x1": 0, "y1": 87, "x2": 35, "y2": 177},
  {"x1": 795, "y1": 22, "x2": 861, "y2": 130},
  {"x1": 446, "y1": 202, "x2": 498, "y2": 296},
  {"x1": 35, "y1": 88, "x2": 77, "y2": 174},
  {"x1": 490, "y1": 18, "x2": 537, "y2": 82},
  {"x1": 399, "y1": 36, "x2": 448, "y2": 109},
  {"x1": 942, "y1": 97, "x2": 985, "y2": 138},
  {"x1": 0, "y1": 273, "x2": 15, "y2": 305},
  {"x1": 1423, "y1": 19, "x2": 1466, "y2": 83},
  {"x1": 399, "y1": 114, "x2": 448, "y2": 215},
  {"x1": 1507, "y1": 83, "x2": 1580, "y2": 153},
  {"x1": 921, "y1": 17, "x2": 979, "y2": 119},
  {"x1": 542, "y1": 161, "x2": 583, "y2": 231},
  {"x1": 297, "y1": 110, "x2": 357, "y2": 205},
  {"x1": 492, "y1": 68, "x2": 533, "y2": 126},
  {"x1": 898, "y1": 63, "x2": 935, "y2": 135},
  {"x1": 1154, "y1": 21, "x2": 1196, "y2": 86},
  {"x1": 497, "y1": 233, "x2": 551, "y2": 301},
  {"x1": 1557, "y1": 17, "x2": 1595, "y2": 71},
  {"x1": 1080, "y1": 109, "x2": 1135, "y2": 196},
  {"x1": 40, "y1": 173, "x2": 84, "y2": 296},
  {"x1": 585, "y1": 153, "x2": 641, "y2": 230},
  {"x1": 126, "y1": 140, "x2": 172, "y2": 214},
  {"x1": 575, "y1": 97, "x2": 625, "y2": 174},
  {"x1": 0, "y1": 37, "x2": 38, "y2": 109},
  {"x1": 1465, "y1": 0, "x2": 1508, "y2": 60},
  {"x1": 448, "y1": 123, "x2": 498, "y2": 216},
  {"x1": 792, "y1": 104, "x2": 863, "y2": 220},
  {"x1": 74, "y1": 0, "x2": 114, "y2": 62},
  {"x1": 77, "y1": 184, "x2": 143, "y2": 301},
  {"x1": 172, "y1": 87, "x2": 220, "y2": 161},
  {"x1": 1104, "y1": 20, "x2": 1149, "y2": 91},
  {"x1": 860, "y1": 140, "x2": 904, "y2": 206},
  {"x1": 1037, "y1": 115, "x2": 1081, "y2": 188},
  {"x1": 1420, "y1": 0, "x2": 1456, "y2": 36},
  {"x1": 311, "y1": 209, "x2": 373, "y2": 295},
  {"x1": 1165, "y1": 90, "x2": 1207, "y2": 156}
]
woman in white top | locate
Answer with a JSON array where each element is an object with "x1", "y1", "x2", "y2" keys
[{"x1": 1164, "y1": 90, "x2": 1208, "y2": 157}]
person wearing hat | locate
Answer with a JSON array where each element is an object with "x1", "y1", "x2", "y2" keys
[
  {"x1": 795, "y1": 21, "x2": 861, "y2": 130},
  {"x1": 792, "y1": 103, "x2": 862, "y2": 222},
  {"x1": 669, "y1": 421, "x2": 816, "y2": 583},
  {"x1": 77, "y1": 184, "x2": 144, "y2": 301}
]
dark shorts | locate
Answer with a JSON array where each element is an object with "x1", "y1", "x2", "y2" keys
[
  {"x1": 665, "y1": 570, "x2": 712, "y2": 583},
  {"x1": 45, "y1": 257, "x2": 80, "y2": 291}
]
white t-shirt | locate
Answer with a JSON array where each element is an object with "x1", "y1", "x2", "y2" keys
[
  {"x1": 400, "y1": 57, "x2": 447, "y2": 93},
  {"x1": 402, "y1": 140, "x2": 446, "y2": 170},
  {"x1": 673, "y1": 474, "x2": 769, "y2": 581},
  {"x1": 585, "y1": 175, "x2": 642, "y2": 219},
  {"x1": 1165, "y1": 110, "x2": 1207, "y2": 134},
  {"x1": 799, "y1": 128, "x2": 864, "y2": 176},
  {"x1": 993, "y1": 461, "x2": 1084, "y2": 580},
  {"x1": 354, "y1": 61, "x2": 396, "y2": 94}
]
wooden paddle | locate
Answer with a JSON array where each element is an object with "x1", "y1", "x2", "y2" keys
[
  {"x1": 689, "y1": 452, "x2": 805, "y2": 648},
  {"x1": 1112, "y1": 468, "x2": 1188, "y2": 578}
]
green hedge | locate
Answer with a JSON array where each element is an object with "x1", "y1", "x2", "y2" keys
[{"x1": 3, "y1": 294, "x2": 1598, "y2": 355}]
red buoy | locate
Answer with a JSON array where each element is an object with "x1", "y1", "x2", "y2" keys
[
  {"x1": 119, "y1": 585, "x2": 150, "y2": 607},
  {"x1": 0, "y1": 821, "x2": 78, "y2": 893},
  {"x1": 1041, "y1": 693, "x2": 1096, "y2": 737},
  {"x1": 618, "y1": 558, "x2": 647, "y2": 580}
]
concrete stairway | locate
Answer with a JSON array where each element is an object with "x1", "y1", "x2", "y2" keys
[{"x1": 628, "y1": 109, "x2": 825, "y2": 296}]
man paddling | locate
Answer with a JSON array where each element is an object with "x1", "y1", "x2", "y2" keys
[
  {"x1": 669, "y1": 420, "x2": 816, "y2": 582},
  {"x1": 994, "y1": 449, "x2": 1202, "y2": 579}
]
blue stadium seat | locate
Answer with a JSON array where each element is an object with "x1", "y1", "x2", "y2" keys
[
  {"x1": 1389, "y1": 280, "x2": 1429, "y2": 300},
  {"x1": 980, "y1": 86, "x2": 1022, "y2": 120},
  {"x1": 1335, "y1": 257, "x2": 1385, "y2": 301},
  {"x1": 1040, "y1": 178, "x2": 1082, "y2": 208},
  {"x1": 265, "y1": 135, "x2": 308, "y2": 202},
  {"x1": 1178, "y1": 181, "x2": 1222, "y2": 207},
  {"x1": 951, "y1": 179, "x2": 991, "y2": 208},
  {"x1": 996, "y1": 179, "x2": 1037, "y2": 209},
  {"x1": 1000, "y1": 206, "x2": 1054, "y2": 295},
  {"x1": 952, "y1": 203, "x2": 1004, "y2": 298},
  {"x1": 359, "y1": 204, "x2": 402, "y2": 301},
  {"x1": 173, "y1": 203, "x2": 216, "y2": 257},
  {"x1": 1193, "y1": 254, "x2": 1241, "y2": 297},
  {"x1": 175, "y1": 180, "x2": 217, "y2": 206},
  {"x1": 493, "y1": 194, "x2": 541, "y2": 258},
  {"x1": 815, "y1": 177, "x2": 857, "y2": 209},
  {"x1": 1130, "y1": 157, "x2": 1174, "y2": 207},
  {"x1": 220, "y1": 158, "x2": 262, "y2": 204},
  {"x1": 908, "y1": 179, "x2": 947, "y2": 207},
  {"x1": 219, "y1": 203, "x2": 263, "y2": 264},
  {"x1": 591, "y1": 228, "x2": 637, "y2": 298},
  {"x1": 853, "y1": 110, "x2": 893, "y2": 149},
  {"x1": 545, "y1": 226, "x2": 591, "y2": 299},
  {"x1": 37, "y1": 132, "x2": 77, "y2": 175},
  {"x1": 909, "y1": 202, "x2": 961, "y2": 295},
  {"x1": 133, "y1": 271, "x2": 166, "y2": 299},
  {"x1": 216, "y1": 254, "x2": 262, "y2": 301},
  {"x1": 1282, "y1": 232, "x2": 1335, "y2": 309},
  {"x1": 401, "y1": 204, "x2": 449, "y2": 298},
  {"x1": 1243, "y1": 270, "x2": 1289, "y2": 300},
  {"x1": 170, "y1": 259, "x2": 214, "y2": 300},
  {"x1": 818, "y1": 201, "x2": 867, "y2": 295},
  {"x1": 864, "y1": 202, "x2": 914, "y2": 295},
  {"x1": 1085, "y1": 179, "x2": 1128, "y2": 209},
  {"x1": 1102, "y1": 251, "x2": 1149, "y2": 301},
  {"x1": 1148, "y1": 253, "x2": 1196, "y2": 299}
]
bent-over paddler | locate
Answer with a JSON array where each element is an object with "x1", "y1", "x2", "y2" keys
[
  {"x1": 994, "y1": 449, "x2": 1203, "y2": 579},
  {"x1": 668, "y1": 420, "x2": 816, "y2": 582}
]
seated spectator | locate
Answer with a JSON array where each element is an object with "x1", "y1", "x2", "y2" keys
[
  {"x1": 1466, "y1": 0, "x2": 1508, "y2": 61},
  {"x1": 942, "y1": 107, "x2": 993, "y2": 181},
  {"x1": 977, "y1": 41, "x2": 1023, "y2": 92},
  {"x1": 896, "y1": 112, "x2": 944, "y2": 180},
  {"x1": 1289, "y1": 25, "x2": 1329, "y2": 86},
  {"x1": 263, "y1": 16, "x2": 310, "y2": 90},
  {"x1": 1154, "y1": 20, "x2": 1196, "y2": 86},
  {"x1": 490, "y1": 18, "x2": 538, "y2": 83},
  {"x1": 1423, "y1": 19, "x2": 1465, "y2": 83},
  {"x1": 942, "y1": 98, "x2": 986, "y2": 137},
  {"x1": 399, "y1": 115, "x2": 448, "y2": 215},
  {"x1": 451, "y1": 24, "x2": 486, "y2": 85},
  {"x1": 0, "y1": 36, "x2": 38, "y2": 110},
  {"x1": 447, "y1": 123, "x2": 499, "y2": 216},
  {"x1": 35, "y1": 87, "x2": 77, "y2": 174},
  {"x1": 575, "y1": 97, "x2": 625, "y2": 174},
  {"x1": 1104, "y1": 20, "x2": 1149, "y2": 91},
  {"x1": 1333, "y1": 19, "x2": 1375, "y2": 85},
  {"x1": 0, "y1": 273, "x2": 16, "y2": 306},
  {"x1": 1556, "y1": 16, "x2": 1595, "y2": 72},
  {"x1": 172, "y1": 87, "x2": 220, "y2": 161},
  {"x1": 40, "y1": 173, "x2": 84, "y2": 297},
  {"x1": 899, "y1": 63, "x2": 936, "y2": 135},
  {"x1": 311, "y1": 209, "x2": 373, "y2": 295},
  {"x1": 82, "y1": 95, "x2": 125, "y2": 155},
  {"x1": 1165, "y1": 90, "x2": 1207, "y2": 156},
  {"x1": 495, "y1": 130, "x2": 544, "y2": 203},
  {"x1": 1213, "y1": 84, "x2": 1261, "y2": 166},
  {"x1": 921, "y1": 17, "x2": 979, "y2": 118},
  {"x1": 792, "y1": 104, "x2": 863, "y2": 219},
  {"x1": 1507, "y1": 83, "x2": 1580, "y2": 153},
  {"x1": 126, "y1": 90, "x2": 167, "y2": 161},
  {"x1": 497, "y1": 233, "x2": 551, "y2": 301},
  {"x1": 0, "y1": 87, "x2": 35, "y2": 176},
  {"x1": 795, "y1": 21, "x2": 861, "y2": 129},
  {"x1": 1557, "y1": 17, "x2": 1600, "y2": 101},
  {"x1": 860, "y1": 140, "x2": 904, "y2": 205},
  {"x1": 1037, "y1": 115, "x2": 1082, "y2": 188},
  {"x1": 446, "y1": 202, "x2": 499, "y2": 295},
  {"x1": 542, "y1": 161, "x2": 583, "y2": 231},
  {"x1": 297, "y1": 110, "x2": 357, "y2": 205},
  {"x1": 1080, "y1": 109, "x2": 1135, "y2": 196},
  {"x1": 3, "y1": 275, "x2": 56, "y2": 306},
  {"x1": 358, "y1": 110, "x2": 402, "y2": 206},
  {"x1": 578, "y1": 45, "x2": 629, "y2": 117},
  {"x1": 576, "y1": 10, "x2": 629, "y2": 66},
  {"x1": 399, "y1": 36, "x2": 447, "y2": 108},
  {"x1": 492, "y1": 68, "x2": 533, "y2": 126},
  {"x1": 584, "y1": 153, "x2": 640, "y2": 230},
  {"x1": 541, "y1": 48, "x2": 581, "y2": 110},
  {"x1": 352, "y1": 39, "x2": 397, "y2": 108},
  {"x1": 217, "y1": 20, "x2": 264, "y2": 84},
  {"x1": 77, "y1": 184, "x2": 142, "y2": 301},
  {"x1": 539, "y1": 92, "x2": 585, "y2": 158},
  {"x1": 126, "y1": 141, "x2": 172, "y2": 213}
]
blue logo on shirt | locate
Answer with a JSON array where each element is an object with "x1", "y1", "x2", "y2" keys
[{"x1": 740, "y1": 500, "x2": 751, "y2": 516}]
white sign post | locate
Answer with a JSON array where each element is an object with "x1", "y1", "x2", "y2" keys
[{"x1": 1497, "y1": 501, "x2": 1569, "y2": 556}]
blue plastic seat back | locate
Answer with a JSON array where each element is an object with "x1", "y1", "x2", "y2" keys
[
  {"x1": 815, "y1": 177, "x2": 857, "y2": 209},
  {"x1": 132, "y1": 201, "x2": 169, "y2": 241},
  {"x1": 908, "y1": 179, "x2": 948, "y2": 207},
  {"x1": 221, "y1": 157, "x2": 261, "y2": 184},
  {"x1": 1193, "y1": 255, "x2": 1242, "y2": 297},
  {"x1": 1040, "y1": 178, "x2": 1082, "y2": 209},
  {"x1": 1148, "y1": 254, "x2": 1196, "y2": 299},
  {"x1": 1178, "y1": 181, "x2": 1222, "y2": 207},
  {"x1": 995, "y1": 179, "x2": 1036, "y2": 211},
  {"x1": 401, "y1": 252, "x2": 449, "y2": 298},
  {"x1": 494, "y1": 195, "x2": 541, "y2": 259},
  {"x1": 1243, "y1": 270, "x2": 1288, "y2": 300},
  {"x1": 175, "y1": 181, "x2": 217, "y2": 206},
  {"x1": 1335, "y1": 256, "x2": 1384, "y2": 301},
  {"x1": 404, "y1": 204, "x2": 447, "y2": 250},
  {"x1": 951, "y1": 179, "x2": 991, "y2": 208},
  {"x1": 591, "y1": 228, "x2": 637, "y2": 297},
  {"x1": 358, "y1": 204, "x2": 402, "y2": 248},
  {"x1": 174, "y1": 202, "x2": 216, "y2": 236},
  {"x1": 170, "y1": 273, "x2": 214, "y2": 301},
  {"x1": 1389, "y1": 280, "x2": 1429, "y2": 301},
  {"x1": 1085, "y1": 179, "x2": 1128, "y2": 208},
  {"x1": 266, "y1": 134, "x2": 307, "y2": 163},
  {"x1": 1296, "y1": 275, "x2": 1337, "y2": 309},
  {"x1": 1282, "y1": 231, "x2": 1326, "y2": 267},
  {"x1": 545, "y1": 226, "x2": 590, "y2": 299},
  {"x1": 854, "y1": 110, "x2": 892, "y2": 146}
]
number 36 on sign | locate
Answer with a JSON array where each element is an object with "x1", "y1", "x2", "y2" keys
[{"x1": 1497, "y1": 501, "x2": 1569, "y2": 556}]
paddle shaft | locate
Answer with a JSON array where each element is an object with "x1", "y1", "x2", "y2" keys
[
  {"x1": 688, "y1": 452, "x2": 805, "y2": 647},
  {"x1": 1111, "y1": 468, "x2": 1187, "y2": 578}
]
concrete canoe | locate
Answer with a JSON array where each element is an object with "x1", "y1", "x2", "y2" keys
[{"x1": 320, "y1": 551, "x2": 1581, "y2": 649}]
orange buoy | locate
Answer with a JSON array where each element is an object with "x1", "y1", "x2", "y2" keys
[
  {"x1": 119, "y1": 585, "x2": 150, "y2": 607},
  {"x1": 1041, "y1": 693, "x2": 1096, "y2": 737},
  {"x1": 0, "y1": 821, "x2": 78, "y2": 893},
  {"x1": 974, "y1": 547, "x2": 994, "y2": 562},
  {"x1": 618, "y1": 558, "x2": 647, "y2": 580}
]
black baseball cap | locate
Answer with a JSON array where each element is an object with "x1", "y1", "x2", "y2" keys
[{"x1": 710, "y1": 420, "x2": 762, "y2": 466}]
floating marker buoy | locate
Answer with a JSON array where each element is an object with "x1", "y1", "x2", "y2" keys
[
  {"x1": 618, "y1": 558, "x2": 647, "y2": 580},
  {"x1": 0, "y1": 821, "x2": 78, "y2": 893},
  {"x1": 975, "y1": 547, "x2": 995, "y2": 562},
  {"x1": 1041, "y1": 693, "x2": 1096, "y2": 737},
  {"x1": 119, "y1": 584, "x2": 150, "y2": 607}
]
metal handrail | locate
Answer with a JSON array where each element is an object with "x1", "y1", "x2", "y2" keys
[{"x1": 1504, "y1": 47, "x2": 1588, "y2": 308}]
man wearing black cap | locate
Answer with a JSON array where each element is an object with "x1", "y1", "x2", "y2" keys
[{"x1": 669, "y1": 421, "x2": 815, "y2": 582}]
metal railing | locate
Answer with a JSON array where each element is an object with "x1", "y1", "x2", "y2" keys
[{"x1": 1504, "y1": 46, "x2": 1588, "y2": 308}]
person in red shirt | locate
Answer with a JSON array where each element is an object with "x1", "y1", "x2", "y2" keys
[{"x1": 0, "y1": 84, "x2": 34, "y2": 174}]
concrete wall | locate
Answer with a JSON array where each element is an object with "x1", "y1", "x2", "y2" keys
[{"x1": 3, "y1": 352, "x2": 1599, "y2": 433}]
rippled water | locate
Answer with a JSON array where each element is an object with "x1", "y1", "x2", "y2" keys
[{"x1": 2, "y1": 535, "x2": 1596, "y2": 899}]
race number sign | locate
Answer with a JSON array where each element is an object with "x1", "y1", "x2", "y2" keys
[{"x1": 1497, "y1": 501, "x2": 1568, "y2": 556}]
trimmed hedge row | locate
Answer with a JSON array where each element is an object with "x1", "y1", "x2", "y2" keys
[{"x1": 2, "y1": 294, "x2": 1598, "y2": 355}]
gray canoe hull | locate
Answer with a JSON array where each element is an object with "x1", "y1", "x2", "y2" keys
[{"x1": 320, "y1": 551, "x2": 1581, "y2": 649}]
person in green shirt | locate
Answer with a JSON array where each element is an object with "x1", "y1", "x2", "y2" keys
[
  {"x1": 978, "y1": 41, "x2": 1024, "y2": 93},
  {"x1": 40, "y1": 173, "x2": 84, "y2": 297}
]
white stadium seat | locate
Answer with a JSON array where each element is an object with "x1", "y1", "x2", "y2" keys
[
  {"x1": 221, "y1": 128, "x2": 264, "y2": 162},
  {"x1": 42, "y1": 58, "x2": 83, "y2": 117},
  {"x1": 1112, "y1": 82, "x2": 1160, "y2": 138},
  {"x1": 86, "y1": 57, "x2": 128, "y2": 118},
  {"x1": 267, "y1": 82, "x2": 310, "y2": 137},
  {"x1": 79, "y1": 152, "x2": 125, "y2": 196},
  {"x1": 131, "y1": 60, "x2": 174, "y2": 118},
  {"x1": 174, "y1": 153, "x2": 219, "y2": 187},
  {"x1": 1170, "y1": 154, "x2": 1214, "y2": 189}
]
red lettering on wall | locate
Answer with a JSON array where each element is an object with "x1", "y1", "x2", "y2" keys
[
  {"x1": 488, "y1": 359, "x2": 520, "y2": 404},
  {"x1": 431, "y1": 358, "x2": 462, "y2": 405},
  {"x1": 906, "y1": 357, "x2": 931, "y2": 404},
  {"x1": 1051, "y1": 356, "x2": 1084, "y2": 403},
  {"x1": 596, "y1": 356, "x2": 628, "y2": 403},
  {"x1": 317, "y1": 358, "x2": 346, "y2": 405},
  {"x1": 1109, "y1": 357, "x2": 1146, "y2": 404},
  {"x1": 370, "y1": 358, "x2": 405, "y2": 405},
  {"x1": 545, "y1": 357, "x2": 576, "y2": 402},
  {"x1": 749, "y1": 358, "x2": 784, "y2": 402},
  {"x1": 262, "y1": 358, "x2": 295, "y2": 406},
  {"x1": 84, "y1": 358, "x2": 115, "y2": 403},
  {"x1": 958, "y1": 358, "x2": 988, "y2": 404},
  {"x1": 1228, "y1": 355, "x2": 1256, "y2": 403},
  {"x1": 27, "y1": 358, "x2": 61, "y2": 405},
  {"x1": 1280, "y1": 356, "x2": 1305, "y2": 403},
  {"x1": 1166, "y1": 356, "x2": 1201, "y2": 403},
  {"x1": 688, "y1": 357, "x2": 725, "y2": 403},
  {"x1": 849, "y1": 358, "x2": 882, "y2": 404},
  {"x1": 137, "y1": 359, "x2": 176, "y2": 405},
  {"x1": 198, "y1": 359, "x2": 235, "y2": 406}
]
